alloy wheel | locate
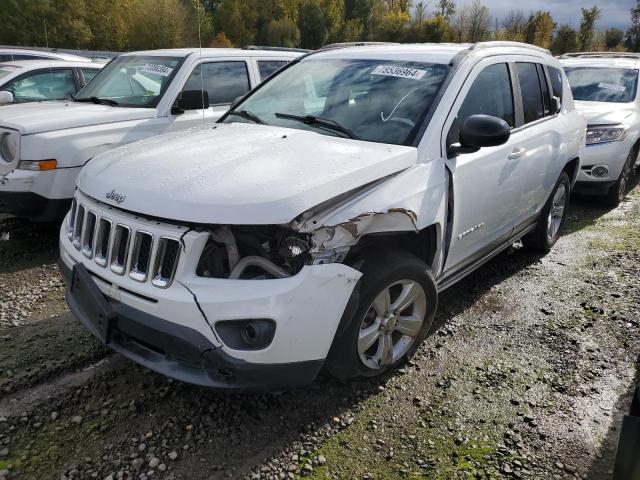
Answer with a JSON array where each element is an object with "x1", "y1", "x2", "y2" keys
[{"x1": 547, "y1": 183, "x2": 567, "y2": 241}]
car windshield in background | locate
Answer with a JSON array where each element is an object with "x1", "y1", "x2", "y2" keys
[
  {"x1": 0, "y1": 66, "x2": 19, "y2": 81},
  {"x1": 225, "y1": 59, "x2": 450, "y2": 145},
  {"x1": 564, "y1": 67, "x2": 639, "y2": 103},
  {"x1": 74, "y1": 55, "x2": 183, "y2": 107}
]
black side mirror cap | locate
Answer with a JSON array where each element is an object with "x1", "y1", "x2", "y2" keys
[
  {"x1": 172, "y1": 89, "x2": 209, "y2": 115},
  {"x1": 448, "y1": 114, "x2": 511, "y2": 156}
]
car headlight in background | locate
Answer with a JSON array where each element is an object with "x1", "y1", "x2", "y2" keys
[
  {"x1": 586, "y1": 126, "x2": 629, "y2": 145},
  {"x1": 17, "y1": 159, "x2": 57, "y2": 171},
  {"x1": 0, "y1": 131, "x2": 19, "y2": 164}
]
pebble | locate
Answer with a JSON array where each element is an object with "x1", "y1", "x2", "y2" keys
[
  {"x1": 149, "y1": 457, "x2": 160, "y2": 469},
  {"x1": 71, "y1": 415, "x2": 83, "y2": 424},
  {"x1": 168, "y1": 451, "x2": 178, "y2": 461}
]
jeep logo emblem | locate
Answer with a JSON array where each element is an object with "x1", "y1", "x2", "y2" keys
[{"x1": 106, "y1": 189, "x2": 126, "y2": 205}]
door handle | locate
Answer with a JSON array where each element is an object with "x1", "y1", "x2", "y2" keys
[{"x1": 508, "y1": 148, "x2": 526, "y2": 160}]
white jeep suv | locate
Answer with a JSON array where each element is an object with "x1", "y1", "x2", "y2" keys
[
  {"x1": 560, "y1": 52, "x2": 640, "y2": 206},
  {"x1": 59, "y1": 42, "x2": 585, "y2": 389},
  {"x1": 0, "y1": 47, "x2": 302, "y2": 221}
]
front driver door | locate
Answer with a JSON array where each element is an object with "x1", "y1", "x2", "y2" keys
[{"x1": 442, "y1": 60, "x2": 527, "y2": 274}]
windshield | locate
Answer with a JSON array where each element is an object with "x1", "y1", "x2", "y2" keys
[
  {"x1": 75, "y1": 55, "x2": 183, "y2": 107},
  {"x1": 564, "y1": 67, "x2": 639, "y2": 103},
  {"x1": 223, "y1": 58, "x2": 450, "y2": 145}
]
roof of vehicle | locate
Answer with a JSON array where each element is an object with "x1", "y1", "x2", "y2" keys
[
  {"x1": 121, "y1": 48, "x2": 304, "y2": 59},
  {"x1": 559, "y1": 52, "x2": 640, "y2": 70},
  {"x1": 0, "y1": 47, "x2": 92, "y2": 62},
  {"x1": 0, "y1": 60, "x2": 102, "y2": 70},
  {"x1": 305, "y1": 41, "x2": 553, "y2": 65}
]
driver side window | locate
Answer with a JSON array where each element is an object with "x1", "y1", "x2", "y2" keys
[
  {"x1": 5, "y1": 69, "x2": 75, "y2": 103},
  {"x1": 447, "y1": 63, "x2": 514, "y2": 148}
]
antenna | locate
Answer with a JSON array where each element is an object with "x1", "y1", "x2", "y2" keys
[
  {"x1": 44, "y1": 20, "x2": 56, "y2": 102},
  {"x1": 197, "y1": 1, "x2": 205, "y2": 124}
]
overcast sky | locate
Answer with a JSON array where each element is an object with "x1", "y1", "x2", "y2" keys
[{"x1": 479, "y1": 0, "x2": 635, "y2": 31}]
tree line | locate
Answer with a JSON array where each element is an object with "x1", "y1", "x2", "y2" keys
[{"x1": 1, "y1": 0, "x2": 639, "y2": 55}]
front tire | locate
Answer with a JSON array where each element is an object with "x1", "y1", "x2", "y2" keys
[
  {"x1": 324, "y1": 251, "x2": 437, "y2": 381},
  {"x1": 604, "y1": 147, "x2": 637, "y2": 207},
  {"x1": 523, "y1": 171, "x2": 570, "y2": 252}
]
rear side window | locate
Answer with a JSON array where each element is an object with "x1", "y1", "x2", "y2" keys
[
  {"x1": 548, "y1": 66, "x2": 564, "y2": 103},
  {"x1": 447, "y1": 63, "x2": 514, "y2": 146},
  {"x1": 183, "y1": 61, "x2": 250, "y2": 106},
  {"x1": 516, "y1": 63, "x2": 544, "y2": 124},
  {"x1": 0, "y1": 55, "x2": 12, "y2": 62},
  {"x1": 12, "y1": 54, "x2": 47, "y2": 61},
  {"x1": 82, "y1": 68, "x2": 100, "y2": 84},
  {"x1": 258, "y1": 60, "x2": 288, "y2": 81}
]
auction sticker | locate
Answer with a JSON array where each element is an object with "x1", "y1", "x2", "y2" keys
[
  {"x1": 141, "y1": 64, "x2": 174, "y2": 77},
  {"x1": 371, "y1": 65, "x2": 427, "y2": 80},
  {"x1": 598, "y1": 82, "x2": 626, "y2": 92}
]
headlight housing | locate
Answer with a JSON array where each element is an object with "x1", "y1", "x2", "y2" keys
[
  {"x1": 586, "y1": 126, "x2": 629, "y2": 145},
  {"x1": 0, "y1": 131, "x2": 19, "y2": 164}
]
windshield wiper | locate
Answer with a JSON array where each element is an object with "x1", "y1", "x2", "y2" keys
[
  {"x1": 274, "y1": 113, "x2": 359, "y2": 140},
  {"x1": 74, "y1": 96, "x2": 119, "y2": 106},
  {"x1": 226, "y1": 109, "x2": 264, "y2": 124}
]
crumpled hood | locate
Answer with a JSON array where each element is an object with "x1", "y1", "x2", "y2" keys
[
  {"x1": 0, "y1": 101, "x2": 156, "y2": 134},
  {"x1": 78, "y1": 123, "x2": 418, "y2": 225},
  {"x1": 574, "y1": 101, "x2": 634, "y2": 126}
]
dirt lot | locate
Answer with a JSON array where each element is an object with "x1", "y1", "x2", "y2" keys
[{"x1": 0, "y1": 184, "x2": 639, "y2": 480}]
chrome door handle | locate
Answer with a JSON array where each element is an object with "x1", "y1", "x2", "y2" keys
[{"x1": 508, "y1": 148, "x2": 526, "y2": 160}]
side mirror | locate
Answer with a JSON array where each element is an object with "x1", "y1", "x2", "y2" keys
[
  {"x1": 171, "y1": 89, "x2": 209, "y2": 115},
  {"x1": 449, "y1": 114, "x2": 511, "y2": 156},
  {"x1": 551, "y1": 96, "x2": 562, "y2": 114},
  {"x1": 0, "y1": 91, "x2": 14, "y2": 105}
]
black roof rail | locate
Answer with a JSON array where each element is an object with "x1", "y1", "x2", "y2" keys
[
  {"x1": 318, "y1": 42, "x2": 399, "y2": 51},
  {"x1": 242, "y1": 45, "x2": 311, "y2": 53}
]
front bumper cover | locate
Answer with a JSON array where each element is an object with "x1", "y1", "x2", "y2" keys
[{"x1": 61, "y1": 260, "x2": 324, "y2": 390}]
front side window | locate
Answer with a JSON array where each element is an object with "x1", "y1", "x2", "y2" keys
[
  {"x1": 258, "y1": 60, "x2": 288, "y2": 81},
  {"x1": 224, "y1": 58, "x2": 450, "y2": 146},
  {"x1": 447, "y1": 63, "x2": 514, "y2": 147},
  {"x1": 75, "y1": 55, "x2": 183, "y2": 107},
  {"x1": 182, "y1": 61, "x2": 250, "y2": 106},
  {"x1": 517, "y1": 63, "x2": 545, "y2": 124},
  {"x1": 5, "y1": 69, "x2": 75, "y2": 103},
  {"x1": 564, "y1": 67, "x2": 639, "y2": 103},
  {"x1": 81, "y1": 68, "x2": 100, "y2": 85}
]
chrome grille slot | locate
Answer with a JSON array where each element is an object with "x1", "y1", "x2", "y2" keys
[
  {"x1": 129, "y1": 231, "x2": 153, "y2": 282},
  {"x1": 81, "y1": 211, "x2": 97, "y2": 258},
  {"x1": 73, "y1": 204, "x2": 85, "y2": 250},
  {"x1": 68, "y1": 198, "x2": 77, "y2": 240},
  {"x1": 152, "y1": 238, "x2": 180, "y2": 288},
  {"x1": 94, "y1": 219, "x2": 112, "y2": 267},
  {"x1": 110, "y1": 224, "x2": 131, "y2": 275}
]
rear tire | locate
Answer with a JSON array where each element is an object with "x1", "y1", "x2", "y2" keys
[
  {"x1": 324, "y1": 250, "x2": 437, "y2": 381},
  {"x1": 522, "y1": 171, "x2": 570, "y2": 252},
  {"x1": 603, "y1": 147, "x2": 637, "y2": 208}
]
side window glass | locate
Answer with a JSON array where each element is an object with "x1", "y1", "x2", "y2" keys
[
  {"x1": 548, "y1": 66, "x2": 564, "y2": 104},
  {"x1": 258, "y1": 61, "x2": 288, "y2": 81},
  {"x1": 183, "y1": 61, "x2": 250, "y2": 106},
  {"x1": 5, "y1": 69, "x2": 75, "y2": 103},
  {"x1": 0, "y1": 55, "x2": 12, "y2": 62},
  {"x1": 447, "y1": 63, "x2": 514, "y2": 147},
  {"x1": 536, "y1": 64, "x2": 552, "y2": 116},
  {"x1": 82, "y1": 68, "x2": 100, "y2": 85},
  {"x1": 516, "y1": 63, "x2": 544, "y2": 124}
]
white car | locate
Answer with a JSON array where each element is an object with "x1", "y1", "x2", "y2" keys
[
  {"x1": 560, "y1": 52, "x2": 640, "y2": 206},
  {"x1": 0, "y1": 47, "x2": 91, "y2": 63},
  {"x1": 58, "y1": 42, "x2": 585, "y2": 389},
  {"x1": 0, "y1": 60, "x2": 103, "y2": 105},
  {"x1": 0, "y1": 47, "x2": 302, "y2": 221}
]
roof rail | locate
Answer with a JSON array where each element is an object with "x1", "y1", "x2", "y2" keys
[
  {"x1": 318, "y1": 42, "x2": 400, "y2": 51},
  {"x1": 242, "y1": 45, "x2": 311, "y2": 53},
  {"x1": 470, "y1": 41, "x2": 551, "y2": 56},
  {"x1": 559, "y1": 52, "x2": 640, "y2": 60}
]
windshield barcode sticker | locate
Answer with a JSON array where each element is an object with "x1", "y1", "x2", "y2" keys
[
  {"x1": 141, "y1": 64, "x2": 174, "y2": 77},
  {"x1": 371, "y1": 65, "x2": 427, "y2": 80},
  {"x1": 598, "y1": 82, "x2": 626, "y2": 92}
]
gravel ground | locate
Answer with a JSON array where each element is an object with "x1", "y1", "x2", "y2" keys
[{"x1": 0, "y1": 183, "x2": 638, "y2": 480}]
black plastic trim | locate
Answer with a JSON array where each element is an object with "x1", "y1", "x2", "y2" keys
[{"x1": 0, "y1": 191, "x2": 71, "y2": 221}]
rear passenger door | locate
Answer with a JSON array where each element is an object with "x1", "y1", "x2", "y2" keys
[
  {"x1": 511, "y1": 61, "x2": 565, "y2": 219},
  {"x1": 170, "y1": 59, "x2": 252, "y2": 130},
  {"x1": 442, "y1": 59, "x2": 527, "y2": 273}
]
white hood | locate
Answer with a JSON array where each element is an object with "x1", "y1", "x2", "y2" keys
[
  {"x1": 0, "y1": 101, "x2": 156, "y2": 134},
  {"x1": 574, "y1": 100, "x2": 634, "y2": 126},
  {"x1": 78, "y1": 123, "x2": 418, "y2": 225}
]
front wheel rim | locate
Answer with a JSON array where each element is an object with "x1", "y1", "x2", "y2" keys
[
  {"x1": 357, "y1": 279, "x2": 427, "y2": 370},
  {"x1": 547, "y1": 183, "x2": 567, "y2": 241}
]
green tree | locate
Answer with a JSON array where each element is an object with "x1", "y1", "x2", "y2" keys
[
  {"x1": 526, "y1": 11, "x2": 554, "y2": 49},
  {"x1": 436, "y1": 0, "x2": 456, "y2": 20},
  {"x1": 550, "y1": 24, "x2": 578, "y2": 55},
  {"x1": 578, "y1": 6, "x2": 601, "y2": 51},
  {"x1": 626, "y1": 0, "x2": 640, "y2": 51},
  {"x1": 604, "y1": 28, "x2": 624, "y2": 50},
  {"x1": 265, "y1": 17, "x2": 301, "y2": 47},
  {"x1": 502, "y1": 10, "x2": 527, "y2": 42},
  {"x1": 298, "y1": 0, "x2": 328, "y2": 48}
]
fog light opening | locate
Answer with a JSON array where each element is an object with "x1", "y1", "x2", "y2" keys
[
  {"x1": 242, "y1": 322, "x2": 258, "y2": 346},
  {"x1": 591, "y1": 165, "x2": 609, "y2": 178}
]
